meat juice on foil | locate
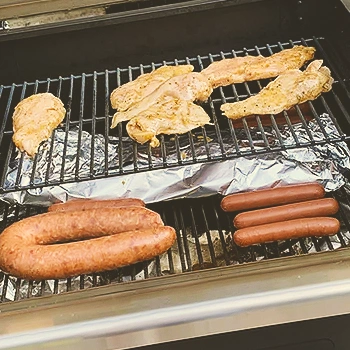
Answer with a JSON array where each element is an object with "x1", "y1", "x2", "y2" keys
[{"x1": 1, "y1": 113, "x2": 350, "y2": 300}]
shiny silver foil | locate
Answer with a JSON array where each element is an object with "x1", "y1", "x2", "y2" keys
[{"x1": 1, "y1": 113, "x2": 349, "y2": 206}]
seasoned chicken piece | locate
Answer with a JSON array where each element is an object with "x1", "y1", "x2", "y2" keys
[
  {"x1": 12, "y1": 93, "x2": 66, "y2": 157},
  {"x1": 111, "y1": 72, "x2": 212, "y2": 128},
  {"x1": 126, "y1": 97, "x2": 211, "y2": 147},
  {"x1": 221, "y1": 60, "x2": 333, "y2": 119},
  {"x1": 201, "y1": 45, "x2": 315, "y2": 88},
  {"x1": 110, "y1": 65, "x2": 194, "y2": 111}
]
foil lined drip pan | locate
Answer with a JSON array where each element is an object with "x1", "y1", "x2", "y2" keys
[{"x1": 1, "y1": 113, "x2": 350, "y2": 206}]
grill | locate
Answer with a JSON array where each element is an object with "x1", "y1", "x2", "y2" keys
[
  {"x1": 1, "y1": 0, "x2": 350, "y2": 348},
  {"x1": 1, "y1": 36, "x2": 350, "y2": 193}
]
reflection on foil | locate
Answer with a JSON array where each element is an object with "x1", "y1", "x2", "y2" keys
[{"x1": 1, "y1": 113, "x2": 350, "y2": 206}]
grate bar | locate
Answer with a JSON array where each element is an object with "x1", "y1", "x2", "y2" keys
[
  {"x1": 59, "y1": 75, "x2": 74, "y2": 182},
  {"x1": 298, "y1": 239, "x2": 309, "y2": 254},
  {"x1": 74, "y1": 74, "x2": 86, "y2": 180},
  {"x1": 212, "y1": 205, "x2": 231, "y2": 265},
  {"x1": 178, "y1": 208, "x2": 193, "y2": 272},
  {"x1": 226, "y1": 213, "x2": 244, "y2": 264},
  {"x1": 197, "y1": 55, "x2": 226, "y2": 159},
  {"x1": 172, "y1": 206, "x2": 187, "y2": 272},
  {"x1": 200, "y1": 205, "x2": 218, "y2": 267},
  {"x1": 116, "y1": 68, "x2": 124, "y2": 174},
  {"x1": 319, "y1": 96, "x2": 345, "y2": 137},
  {"x1": 104, "y1": 70, "x2": 110, "y2": 176},
  {"x1": 0, "y1": 84, "x2": 15, "y2": 150},
  {"x1": 90, "y1": 72, "x2": 98, "y2": 176},
  {"x1": 217, "y1": 52, "x2": 241, "y2": 156},
  {"x1": 189, "y1": 206, "x2": 205, "y2": 269},
  {"x1": 14, "y1": 278, "x2": 22, "y2": 301},
  {"x1": 161, "y1": 209, "x2": 175, "y2": 274}
]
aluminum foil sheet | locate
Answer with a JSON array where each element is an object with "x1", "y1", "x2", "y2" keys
[{"x1": 1, "y1": 113, "x2": 349, "y2": 206}]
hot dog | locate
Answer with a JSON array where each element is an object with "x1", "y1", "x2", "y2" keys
[
  {"x1": 233, "y1": 217, "x2": 340, "y2": 247},
  {"x1": 48, "y1": 198, "x2": 145, "y2": 213},
  {"x1": 221, "y1": 183, "x2": 325, "y2": 212},
  {"x1": 0, "y1": 207, "x2": 174, "y2": 280},
  {"x1": 234, "y1": 198, "x2": 339, "y2": 229}
]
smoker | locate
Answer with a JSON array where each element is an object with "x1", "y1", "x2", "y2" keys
[{"x1": 0, "y1": 0, "x2": 350, "y2": 349}]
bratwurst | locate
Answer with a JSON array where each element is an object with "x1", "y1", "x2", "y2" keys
[{"x1": 0, "y1": 207, "x2": 176, "y2": 280}]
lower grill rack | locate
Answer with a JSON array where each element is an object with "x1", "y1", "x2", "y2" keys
[
  {"x1": 0, "y1": 36, "x2": 350, "y2": 194},
  {"x1": 1, "y1": 187, "x2": 350, "y2": 304}
]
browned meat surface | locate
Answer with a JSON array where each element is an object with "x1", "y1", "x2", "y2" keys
[
  {"x1": 12, "y1": 93, "x2": 66, "y2": 157},
  {"x1": 221, "y1": 60, "x2": 333, "y2": 119},
  {"x1": 111, "y1": 72, "x2": 213, "y2": 128},
  {"x1": 126, "y1": 97, "x2": 211, "y2": 147},
  {"x1": 110, "y1": 65, "x2": 194, "y2": 111},
  {"x1": 0, "y1": 207, "x2": 176, "y2": 280},
  {"x1": 201, "y1": 45, "x2": 315, "y2": 88}
]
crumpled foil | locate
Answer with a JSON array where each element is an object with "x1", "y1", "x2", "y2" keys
[{"x1": 1, "y1": 113, "x2": 349, "y2": 206}]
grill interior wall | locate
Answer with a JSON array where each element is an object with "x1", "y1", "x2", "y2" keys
[{"x1": 0, "y1": 0, "x2": 348, "y2": 85}]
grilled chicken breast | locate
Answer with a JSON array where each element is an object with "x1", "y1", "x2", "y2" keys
[
  {"x1": 12, "y1": 93, "x2": 66, "y2": 157},
  {"x1": 126, "y1": 97, "x2": 211, "y2": 147},
  {"x1": 110, "y1": 65, "x2": 194, "y2": 111},
  {"x1": 221, "y1": 60, "x2": 333, "y2": 119},
  {"x1": 201, "y1": 45, "x2": 315, "y2": 88},
  {"x1": 111, "y1": 72, "x2": 212, "y2": 128}
]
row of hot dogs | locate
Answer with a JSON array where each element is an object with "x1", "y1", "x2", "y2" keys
[
  {"x1": 0, "y1": 183, "x2": 340, "y2": 281},
  {"x1": 221, "y1": 183, "x2": 340, "y2": 247}
]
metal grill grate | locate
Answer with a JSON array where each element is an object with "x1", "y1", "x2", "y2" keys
[
  {"x1": 0, "y1": 36, "x2": 350, "y2": 193},
  {"x1": 0, "y1": 188, "x2": 349, "y2": 303}
]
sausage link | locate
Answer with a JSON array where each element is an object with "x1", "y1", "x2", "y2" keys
[
  {"x1": 48, "y1": 198, "x2": 145, "y2": 213},
  {"x1": 221, "y1": 183, "x2": 325, "y2": 212},
  {"x1": 234, "y1": 198, "x2": 339, "y2": 229},
  {"x1": 0, "y1": 207, "x2": 171, "y2": 280},
  {"x1": 233, "y1": 217, "x2": 340, "y2": 247}
]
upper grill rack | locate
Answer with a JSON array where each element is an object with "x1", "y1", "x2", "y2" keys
[
  {"x1": 1, "y1": 187, "x2": 349, "y2": 304},
  {"x1": 0, "y1": 36, "x2": 350, "y2": 193}
]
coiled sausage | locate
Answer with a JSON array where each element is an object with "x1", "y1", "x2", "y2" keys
[
  {"x1": 0, "y1": 207, "x2": 175, "y2": 280},
  {"x1": 233, "y1": 198, "x2": 339, "y2": 229},
  {"x1": 233, "y1": 217, "x2": 340, "y2": 247},
  {"x1": 221, "y1": 183, "x2": 325, "y2": 212}
]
